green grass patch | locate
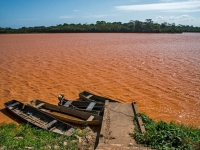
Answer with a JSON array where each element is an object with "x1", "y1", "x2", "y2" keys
[
  {"x1": 0, "y1": 122, "x2": 85, "y2": 150},
  {"x1": 132, "y1": 113, "x2": 200, "y2": 150}
]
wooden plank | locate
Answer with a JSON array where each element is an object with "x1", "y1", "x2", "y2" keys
[
  {"x1": 22, "y1": 105, "x2": 26, "y2": 110},
  {"x1": 87, "y1": 115, "x2": 95, "y2": 121},
  {"x1": 9, "y1": 102, "x2": 20, "y2": 107},
  {"x1": 132, "y1": 102, "x2": 146, "y2": 133},
  {"x1": 25, "y1": 115, "x2": 47, "y2": 126},
  {"x1": 8, "y1": 102, "x2": 20, "y2": 110},
  {"x1": 98, "y1": 100, "x2": 109, "y2": 144},
  {"x1": 35, "y1": 103, "x2": 45, "y2": 108},
  {"x1": 64, "y1": 128, "x2": 75, "y2": 136},
  {"x1": 138, "y1": 116, "x2": 146, "y2": 133},
  {"x1": 86, "y1": 102, "x2": 96, "y2": 111},
  {"x1": 19, "y1": 112, "x2": 28, "y2": 119},
  {"x1": 132, "y1": 102, "x2": 139, "y2": 116},
  {"x1": 13, "y1": 109, "x2": 22, "y2": 115},
  {"x1": 49, "y1": 126, "x2": 56, "y2": 131},
  {"x1": 63, "y1": 101, "x2": 73, "y2": 107},
  {"x1": 86, "y1": 94, "x2": 93, "y2": 99},
  {"x1": 44, "y1": 120, "x2": 57, "y2": 129}
]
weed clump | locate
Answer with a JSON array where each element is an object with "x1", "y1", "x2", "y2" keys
[
  {"x1": 0, "y1": 123, "x2": 84, "y2": 150},
  {"x1": 133, "y1": 113, "x2": 200, "y2": 150}
]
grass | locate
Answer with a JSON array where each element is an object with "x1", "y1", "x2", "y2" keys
[
  {"x1": 0, "y1": 122, "x2": 87, "y2": 150},
  {"x1": 132, "y1": 113, "x2": 200, "y2": 150}
]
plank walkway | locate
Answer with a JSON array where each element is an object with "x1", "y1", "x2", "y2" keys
[{"x1": 96, "y1": 101, "x2": 150, "y2": 150}]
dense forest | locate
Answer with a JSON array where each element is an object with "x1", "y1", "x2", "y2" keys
[{"x1": 1, "y1": 19, "x2": 200, "y2": 33}]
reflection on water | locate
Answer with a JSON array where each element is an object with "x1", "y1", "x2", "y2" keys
[{"x1": 0, "y1": 33, "x2": 200, "y2": 127}]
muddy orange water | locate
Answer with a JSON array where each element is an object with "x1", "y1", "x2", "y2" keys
[{"x1": 0, "y1": 33, "x2": 199, "y2": 127}]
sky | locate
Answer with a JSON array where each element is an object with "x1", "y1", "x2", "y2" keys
[{"x1": 0, "y1": 0, "x2": 200, "y2": 28}]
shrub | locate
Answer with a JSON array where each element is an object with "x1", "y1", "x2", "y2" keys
[{"x1": 133, "y1": 113, "x2": 200, "y2": 150}]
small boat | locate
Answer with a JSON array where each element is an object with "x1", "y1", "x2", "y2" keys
[
  {"x1": 4, "y1": 100, "x2": 76, "y2": 136},
  {"x1": 57, "y1": 94, "x2": 104, "y2": 115},
  {"x1": 79, "y1": 91, "x2": 118, "y2": 103},
  {"x1": 27, "y1": 99, "x2": 102, "y2": 125}
]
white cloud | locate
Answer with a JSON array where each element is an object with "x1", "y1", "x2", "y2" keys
[
  {"x1": 73, "y1": 9, "x2": 79, "y2": 12},
  {"x1": 156, "y1": 15, "x2": 197, "y2": 22},
  {"x1": 115, "y1": 0, "x2": 200, "y2": 12},
  {"x1": 159, "y1": 0, "x2": 177, "y2": 2},
  {"x1": 59, "y1": 15, "x2": 74, "y2": 19},
  {"x1": 83, "y1": 14, "x2": 116, "y2": 18}
]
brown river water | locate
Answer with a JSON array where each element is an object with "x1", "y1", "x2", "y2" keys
[{"x1": 0, "y1": 33, "x2": 199, "y2": 127}]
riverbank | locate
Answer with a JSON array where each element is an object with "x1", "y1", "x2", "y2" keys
[
  {"x1": 0, "y1": 123, "x2": 97, "y2": 150},
  {"x1": 1, "y1": 113, "x2": 199, "y2": 150},
  {"x1": 133, "y1": 113, "x2": 200, "y2": 150},
  {"x1": 2, "y1": 19, "x2": 199, "y2": 34}
]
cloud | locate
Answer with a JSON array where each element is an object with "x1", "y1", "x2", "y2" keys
[
  {"x1": 73, "y1": 9, "x2": 79, "y2": 12},
  {"x1": 115, "y1": 0, "x2": 200, "y2": 12},
  {"x1": 83, "y1": 14, "x2": 116, "y2": 18},
  {"x1": 159, "y1": 0, "x2": 177, "y2": 2},
  {"x1": 59, "y1": 15, "x2": 74, "y2": 19},
  {"x1": 156, "y1": 15, "x2": 197, "y2": 22}
]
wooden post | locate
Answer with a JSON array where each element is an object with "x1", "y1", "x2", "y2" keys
[{"x1": 132, "y1": 102, "x2": 146, "y2": 133}]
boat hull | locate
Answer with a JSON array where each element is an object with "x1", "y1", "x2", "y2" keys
[
  {"x1": 58, "y1": 99, "x2": 104, "y2": 115},
  {"x1": 28, "y1": 99, "x2": 102, "y2": 125},
  {"x1": 79, "y1": 91, "x2": 118, "y2": 103},
  {"x1": 4, "y1": 100, "x2": 76, "y2": 136}
]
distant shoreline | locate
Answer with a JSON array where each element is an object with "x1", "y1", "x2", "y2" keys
[{"x1": 1, "y1": 20, "x2": 200, "y2": 34}]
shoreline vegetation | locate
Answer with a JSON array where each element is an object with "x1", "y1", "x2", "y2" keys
[
  {"x1": 1, "y1": 114, "x2": 199, "y2": 149},
  {"x1": 0, "y1": 123, "x2": 96, "y2": 150},
  {"x1": 1, "y1": 19, "x2": 200, "y2": 34},
  {"x1": 133, "y1": 113, "x2": 200, "y2": 150},
  {"x1": 0, "y1": 123, "x2": 81, "y2": 149}
]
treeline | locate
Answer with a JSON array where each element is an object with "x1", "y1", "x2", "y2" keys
[{"x1": 1, "y1": 19, "x2": 200, "y2": 33}]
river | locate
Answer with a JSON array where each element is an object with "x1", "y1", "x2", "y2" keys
[{"x1": 0, "y1": 33, "x2": 199, "y2": 127}]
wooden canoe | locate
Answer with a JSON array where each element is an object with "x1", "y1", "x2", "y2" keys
[
  {"x1": 4, "y1": 100, "x2": 76, "y2": 136},
  {"x1": 79, "y1": 91, "x2": 118, "y2": 103},
  {"x1": 57, "y1": 94, "x2": 104, "y2": 115},
  {"x1": 27, "y1": 99, "x2": 102, "y2": 125}
]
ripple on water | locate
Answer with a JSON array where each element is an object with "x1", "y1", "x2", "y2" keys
[{"x1": 0, "y1": 33, "x2": 200, "y2": 127}]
